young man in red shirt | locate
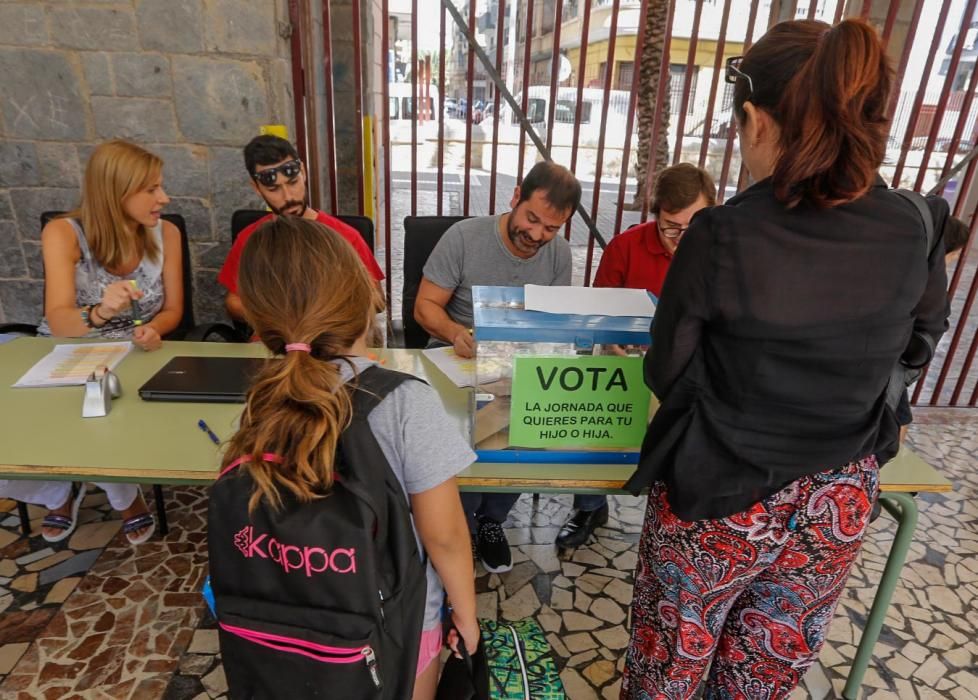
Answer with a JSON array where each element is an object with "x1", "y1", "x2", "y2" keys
[
  {"x1": 556, "y1": 163, "x2": 716, "y2": 550},
  {"x1": 218, "y1": 135, "x2": 384, "y2": 321}
]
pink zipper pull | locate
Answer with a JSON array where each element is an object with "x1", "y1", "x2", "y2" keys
[{"x1": 362, "y1": 646, "x2": 382, "y2": 689}]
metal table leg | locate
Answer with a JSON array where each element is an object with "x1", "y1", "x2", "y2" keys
[{"x1": 842, "y1": 491, "x2": 918, "y2": 700}]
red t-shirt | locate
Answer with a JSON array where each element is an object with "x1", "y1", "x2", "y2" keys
[
  {"x1": 593, "y1": 221, "x2": 672, "y2": 297},
  {"x1": 217, "y1": 211, "x2": 384, "y2": 293}
]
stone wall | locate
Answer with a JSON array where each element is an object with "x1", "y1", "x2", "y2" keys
[{"x1": 0, "y1": 0, "x2": 296, "y2": 325}]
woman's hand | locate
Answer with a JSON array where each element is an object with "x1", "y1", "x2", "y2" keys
[
  {"x1": 448, "y1": 610, "x2": 480, "y2": 657},
  {"x1": 99, "y1": 281, "x2": 143, "y2": 319},
  {"x1": 132, "y1": 325, "x2": 162, "y2": 351}
]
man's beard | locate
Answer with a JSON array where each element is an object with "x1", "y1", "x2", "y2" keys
[
  {"x1": 508, "y1": 219, "x2": 545, "y2": 256},
  {"x1": 269, "y1": 198, "x2": 308, "y2": 217}
]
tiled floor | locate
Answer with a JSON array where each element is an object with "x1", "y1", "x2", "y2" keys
[{"x1": 0, "y1": 418, "x2": 975, "y2": 699}]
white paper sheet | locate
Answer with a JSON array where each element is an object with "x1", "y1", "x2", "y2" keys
[
  {"x1": 13, "y1": 342, "x2": 132, "y2": 388},
  {"x1": 421, "y1": 346, "x2": 505, "y2": 388},
  {"x1": 524, "y1": 285, "x2": 656, "y2": 317}
]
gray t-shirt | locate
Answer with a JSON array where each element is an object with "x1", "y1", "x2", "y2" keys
[
  {"x1": 337, "y1": 357, "x2": 476, "y2": 629},
  {"x1": 423, "y1": 214, "x2": 573, "y2": 328}
]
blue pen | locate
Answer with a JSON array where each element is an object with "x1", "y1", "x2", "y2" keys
[{"x1": 198, "y1": 419, "x2": 220, "y2": 445}]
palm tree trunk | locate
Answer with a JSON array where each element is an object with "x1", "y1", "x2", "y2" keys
[{"x1": 626, "y1": 0, "x2": 671, "y2": 210}]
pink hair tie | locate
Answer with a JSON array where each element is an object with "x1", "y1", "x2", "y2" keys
[{"x1": 284, "y1": 343, "x2": 312, "y2": 353}]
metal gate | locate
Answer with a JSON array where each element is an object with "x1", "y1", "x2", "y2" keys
[{"x1": 287, "y1": 0, "x2": 978, "y2": 408}]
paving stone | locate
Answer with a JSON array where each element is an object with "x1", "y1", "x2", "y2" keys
[
  {"x1": 567, "y1": 650, "x2": 598, "y2": 667},
  {"x1": 14, "y1": 548, "x2": 52, "y2": 567},
  {"x1": 0, "y1": 642, "x2": 29, "y2": 675},
  {"x1": 68, "y1": 521, "x2": 121, "y2": 551},
  {"x1": 576, "y1": 573, "x2": 612, "y2": 595},
  {"x1": 38, "y1": 549, "x2": 101, "y2": 587},
  {"x1": 563, "y1": 612, "x2": 602, "y2": 632},
  {"x1": 537, "y1": 605, "x2": 562, "y2": 634},
  {"x1": 594, "y1": 625, "x2": 629, "y2": 651},
  {"x1": 499, "y1": 583, "x2": 539, "y2": 621},
  {"x1": 560, "y1": 667, "x2": 598, "y2": 700},
  {"x1": 25, "y1": 551, "x2": 74, "y2": 573},
  {"x1": 602, "y1": 679, "x2": 623, "y2": 700},
  {"x1": 201, "y1": 665, "x2": 228, "y2": 696},
  {"x1": 571, "y1": 549, "x2": 607, "y2": 567},
  {"x1": 501, "y1": 561, "x2": 539, "y2": 596},
  {"x1": 546, "y1": 632, "x2": 570, "y2": 658},
  {"x1": 583, "y1": 659, "x2": 616, "y2": 686},
  {"x1": 551, "y1": 587, "x2": 573, "y2": 611},
  {"x1": 10, "y1": 573, "x2": 37, "y2": 593},
  {"x1": 574, "y1": 589, "x2": 592, "y2": 613},
  {"x1": 913, "y1": 654, "x2": 949, "y2": 686},
  {"x1": 902, "y1": 641, "x2": 930, "y2": 664},
  {"x1": 43, "y1": 577, "x2": 80, "y2": 606},
  {"x1": 564, "y1": 632, "x2": 598, "y2": 654},
  {"x1": 476, "y1": 591, "x2": 498, "y2": 621},
  {"x1": 589, "y1": 597, "x2": 626, "y2": 625},
  {"x1": 187, "y1": 630, "x2": 220, "y2": 655},
  {"x1": 520, "y1": 544, "x2": 562, "y2": 573},
  {"x1": 0, "y1": 531, "x2": 17, "y2": 551}
]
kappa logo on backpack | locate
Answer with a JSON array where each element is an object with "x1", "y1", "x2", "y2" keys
[
  {"x1": 231, "y1": 524, "x2": 359, "y2": 576},
  {"x1": 207, "y1": 366, "x2": 429, "y2": 700}
]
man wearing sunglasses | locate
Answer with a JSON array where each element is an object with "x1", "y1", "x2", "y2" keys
[
  {"x1": 218, "y1": 135, "x2": 384, "y2": 322},
  {"x1": 556, "y1": 163, "x2": 716, "y2": 551}
]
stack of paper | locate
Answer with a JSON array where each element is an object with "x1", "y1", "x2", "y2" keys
[{"x1": 13, "y1": 342, "x2": 132, "y2": 388}]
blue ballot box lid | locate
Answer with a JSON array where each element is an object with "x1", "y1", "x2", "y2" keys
[{"x1": 472, "y1": 286, "x2": 654, "y2": 347}]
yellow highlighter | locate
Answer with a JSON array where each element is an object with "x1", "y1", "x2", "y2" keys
[{"x1": 129, "y1": 280, "x2": 143, "y2": 326}]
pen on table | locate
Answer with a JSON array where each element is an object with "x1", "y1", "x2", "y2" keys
[
  {"x1": 129, "y1": 280, "x2": 143, "y2": 326},
  {"x1": 198, "y1": 419, "x2": 220, "y2": 445}
]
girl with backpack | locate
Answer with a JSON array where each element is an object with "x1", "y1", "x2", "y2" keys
[{"x1": 207, "y1": 216, "x2": 479, "y2": 699}]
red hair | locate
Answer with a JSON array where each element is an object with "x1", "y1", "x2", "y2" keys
[{"x1": 734, "y1": 19, "x2": 893, "y2": 208}]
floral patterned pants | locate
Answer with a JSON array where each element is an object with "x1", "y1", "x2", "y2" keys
[{"x1": 622, "y1": 456, "x2": 880, "y2": 700}]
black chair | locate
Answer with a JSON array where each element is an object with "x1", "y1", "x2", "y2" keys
[
  {"x1": 401, "y1": 216, "x2": 469, "y2": 349},
  {"x1": 230, "y1": 209, "x2": 375, "y2": 250}
]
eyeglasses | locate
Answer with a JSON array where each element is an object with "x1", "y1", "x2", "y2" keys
[
  {"x1": 659, "y1": 225, "x2": 689, "y2": 239},
  {"x1": 252, "y1": 159, "x2": 302, "y2": 188},
  {"x1": 725, "y1": 56, "x2": 754, "y2": 99}
]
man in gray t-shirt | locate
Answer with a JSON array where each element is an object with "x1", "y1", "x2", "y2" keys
[{"x1": 414, "y1": 161, "x2": 581, "y2": 574}]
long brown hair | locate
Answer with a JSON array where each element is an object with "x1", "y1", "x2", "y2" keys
[
  {"x1": 64, "y1": 140, "x2": 162, "y2": 270},
  {"x1": 734, "y1": 19, "x2": 893, "y2": 208},
  {"x1": 223, "y1": 216, "x2": 383, "y2": 512}
]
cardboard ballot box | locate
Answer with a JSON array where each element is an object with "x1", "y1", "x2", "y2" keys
[{"x1": 472, "y1": 286, "x2": 656, "y2": 464}]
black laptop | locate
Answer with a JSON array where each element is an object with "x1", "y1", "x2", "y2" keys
[{"x1": 138, "y1": 356, "x2": 268, "y2": 403}]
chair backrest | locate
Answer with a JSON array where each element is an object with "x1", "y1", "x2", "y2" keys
[
  {"x1": 40, "y1": 211, "x2": 195, "y2": 333},
  {"x1": 401, "y1": 216, "x2": 469, "y2": 349},
  {"x1": 230, "y1": 209, "x2": 374, "y2": 250}
]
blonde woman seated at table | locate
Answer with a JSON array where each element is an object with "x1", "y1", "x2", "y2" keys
[{"x1": 0, "y1": 140, "x2": 182, "y2": 544}]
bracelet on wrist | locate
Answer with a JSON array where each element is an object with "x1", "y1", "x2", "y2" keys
[{"x1": 90, "y1": 303, "x2": 107, "y2": 328}]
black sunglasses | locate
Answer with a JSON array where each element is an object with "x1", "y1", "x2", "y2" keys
[
  {"x1": 725, "y1": 56, "x2": 754, "y2": 99},
  {"x1": 252, "y1": 159, "x2": 302, "y2": 187}
]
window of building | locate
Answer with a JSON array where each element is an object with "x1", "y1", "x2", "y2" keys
[
  {"x1": 669, "y1": 64, "x2": 698, "y2": 116},
  {"x1": 617, "y1": 61, "x2": 634, "y2": 91},
  {"x1": 541, "y1": 0, "x2": 555, "y2": 35}
]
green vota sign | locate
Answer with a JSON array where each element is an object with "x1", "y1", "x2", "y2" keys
[{"x1": 509, "y1": 355, "x2": 651, "y2": 449}]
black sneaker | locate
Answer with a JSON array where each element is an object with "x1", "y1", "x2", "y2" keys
[
  {"x1": 555, "y1": 505, "x2": 610, "y2": 550},
  {"x1": 475, "y1": 517, "x2": 513, "y2": 573}
]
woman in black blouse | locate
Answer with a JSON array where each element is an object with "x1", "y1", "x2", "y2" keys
[{"x1": 621, "y1": 19, "x2": 949, "y2": 700}]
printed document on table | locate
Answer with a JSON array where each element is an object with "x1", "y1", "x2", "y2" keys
[
  {"x1": 12, "y1": 342, "x2": 132, "y2": 388},
  {"x1": 524, "y1": 285, "x2": 656, "y2": 318}
]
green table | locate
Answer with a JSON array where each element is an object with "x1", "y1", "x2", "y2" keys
[{"x1": 0, "y1": 338, "x2": 951, "y2": 698}]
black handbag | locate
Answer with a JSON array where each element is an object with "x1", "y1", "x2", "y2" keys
[{"x1": 435, "y1": 631, "x2": 489, "y2": 700}]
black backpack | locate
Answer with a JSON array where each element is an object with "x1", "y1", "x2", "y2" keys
[{"x1": 207, "y1": 366, "x2": 428, "y2": 699}]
